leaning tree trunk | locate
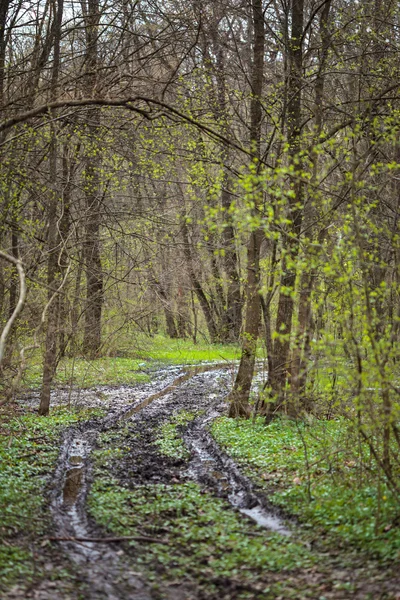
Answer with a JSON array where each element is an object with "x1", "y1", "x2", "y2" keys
[{"x1": 8, "y1": 223, "x2": 19, "y2": 322}]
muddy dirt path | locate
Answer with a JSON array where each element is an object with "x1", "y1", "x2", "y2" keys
[
  {"x1": 12, "y1": 364, "x2": 397, "y2": 600},
  {"x1": 47, "y1": 365, "x2": 292, "y2": 599}
]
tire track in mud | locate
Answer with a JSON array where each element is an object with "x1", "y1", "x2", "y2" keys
[{"x1": 50, "y1": 364, "x2": 290, "y2": 599}]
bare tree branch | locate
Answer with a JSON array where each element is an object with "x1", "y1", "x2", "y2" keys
[{"x1": 0, "y1": 250, "x2": 26, "y2": 365}]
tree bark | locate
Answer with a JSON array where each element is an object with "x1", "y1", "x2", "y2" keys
[
  {"x1": 214, "y1": 40, "x2": 243, "y2": 341},
  {"x1": 229, "y1": 229, "x2": 263, "y2": 417},
  {"x1": 181, "y1": 216, "x2": 218, "y2": 343},
  {"x1": 222, "y1": 186, "x2": 242, "y2": 341},
  {"x1": 266, "y1": 0, "x2": 304, "y2": 416},
  {"x1": 39, "y1": 130, "x2": 60, "y2": 415},
  {"x1": 39, "y1": 0, "x2": 64, "y2": 416},
  {"x1": 228, "y1": 0, "x2": 265, "y2": 417},
  {"x1": 82, "y1": 0, "x2": 103, "y2": 358}
]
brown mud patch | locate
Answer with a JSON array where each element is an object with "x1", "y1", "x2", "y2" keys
[{"x1": 5, "y1": 364, "x2": 400, "y2": 600}]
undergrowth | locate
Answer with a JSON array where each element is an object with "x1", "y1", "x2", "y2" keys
[
  {"x1": 88, "y1": 478, "x2": 315, "y2": 599},
  {"x1": 0, "y1": 407, "x2": 103, "y2": 592},
  {"x1": 22, "y1": 355, "x2": 150, "y2": 389},
  {"x1": 20, "y1": 335, "x2": 239, "y2": 390},
  {"x1": 154, "y1": 410, "x2": 198, "y2": 459},
  {"x1": 212, "y1": 417, "x2": 400, "y2": 561}
]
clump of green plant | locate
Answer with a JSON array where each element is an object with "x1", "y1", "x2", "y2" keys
[
  {"x1": 154, "y1": 410, "x2": 198, "y2": 459},
  {"x1": 88, "y1": 478, "x2": 315, "y2": 598},
  {"x1": 0, "y1": 407, "x2": 103, "y2": 591},
  {"x1": 92, "y1": 425, "x2": 135, "y2": 469},
  {"x1": 212, "y1": 416, "x2": 400, "y2": 561}
]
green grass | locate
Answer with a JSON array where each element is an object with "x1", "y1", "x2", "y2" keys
[
  {"x1": 130, "y1": 334, "x2": 241, "y2": 364},
  {"x1": 20, "y1": 335, "x2": 240, "y2": 390},
  {"x1": 0, "y1": 407, "x2": 104, "y2": 591},
  {"x1": 92, "y1": 425, "x2": 135, "y2": 469},
  {"x1": 87, "y1": 411, "x2": 324, "y2": 599},
  {"x1": 212, "y1": 417, "x2": 400, "y2": 561},
  {"x1": 22, "y1": 355, "x2": 150, "y2": 389}
]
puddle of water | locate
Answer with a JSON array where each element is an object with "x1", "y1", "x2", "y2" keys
[
  {"x1": 63, "y1": 467, "x2": 83, "y2": 506},
  {"x1": 50, "y1": 363, "x2": 287, "y2": 597},
  {"x1": 123, "y1": 364, "x2": 232, "y2": 420},
  {"x1": 186, "y1": 427, "x2": 291, "y2": 537},
  {"x1": 240, "y1": 506, "x2": 291, "y2": 535}
]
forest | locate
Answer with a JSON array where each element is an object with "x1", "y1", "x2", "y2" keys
[{"x1": 0, "y1": 0, "x2": 399, "y2": 598}]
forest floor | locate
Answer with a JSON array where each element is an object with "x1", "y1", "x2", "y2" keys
[{"x1": 1, "y1": 363, "x2": 399, "y2": 600}]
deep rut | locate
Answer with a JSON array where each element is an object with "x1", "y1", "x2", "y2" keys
[{"x1": 49, "y1": 365, "x2": 290, "y2": 599}]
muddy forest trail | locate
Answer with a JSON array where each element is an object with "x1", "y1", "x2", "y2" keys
[{"x1": 4, "y1": 364, "x2": 400, "y2": 600}]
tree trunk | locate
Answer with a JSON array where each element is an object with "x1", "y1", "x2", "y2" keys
[
  {"x1": 222, "y1": 186, "x2": 242, "y2": 341},
  {"x1": 266, "y1": 0, "x2": 304, "y2": 416},
  {"x1": 228, "y1": 0, "x2": 265, "y2": 417},
  {"x1": 82, "y1": 159, "x2": 103, "y2": 358},
  {"x1": 8, "y1": 224, "x2": 18, "y2": 321},
  {"x1": 205, "y1": 20, "x2": 243, "y2": 341},
  {"x1": 39, "y1": 134, "x2": 60, "y2": 416},
  {"x1": 57, "y1": 143, "x2": 74, "y2": 358},
  {"x1": 0, "y1": 1, "x2": 10, "y2": 122},
  {"x1": 290, "y1": 1, "x2": 332, "y2": 406},
  {"x1": 181, "y1": 216, "x2": 218, "y2": 343},
  {"x1": 228, "y1": 229, "x2": 263, "y2": 417},
  {"x1": 39, "y1": 0, "x2": 64, "y2": 416},
  {"x1": 82, "y1": 0, "x2": 103, "y2": 358}
]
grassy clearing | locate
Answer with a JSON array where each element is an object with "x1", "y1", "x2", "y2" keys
[
  {"x1": 22, "y1": 354, "x2": 150, "y2": 389},
  {"x1": 129, "y1": 334, "x2": 241, "y2": 364},
  {"x1": 20, "y1": 335, "x2": 240, "y2": 390},
  {"x1": 212, "y1": 417, "x2": 400, "y2": 561},
  {"x1": 0, "y1": 407, "x2": 103, "y2": 592}
]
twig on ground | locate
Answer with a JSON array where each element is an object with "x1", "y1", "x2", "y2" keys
[{"x1": 48, "y1": 535, "x2": 169, "y2": 545}]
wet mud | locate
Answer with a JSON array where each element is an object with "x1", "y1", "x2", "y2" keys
[
  {"x1": 47, "y1": 365, "x2": 204, "y2": 600},
  {"x1": 46, "y1": 365, "x2": 295, "y2": 599},
  {"x1": 184, "y1": 417, "x2": 290, "y2": 535},
  {"x1": 109, "y1": 368, "x2": 289, "y2": 532},
  {"x1": 11, "y1": 363, "x2": 400, "y2": 599}
]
